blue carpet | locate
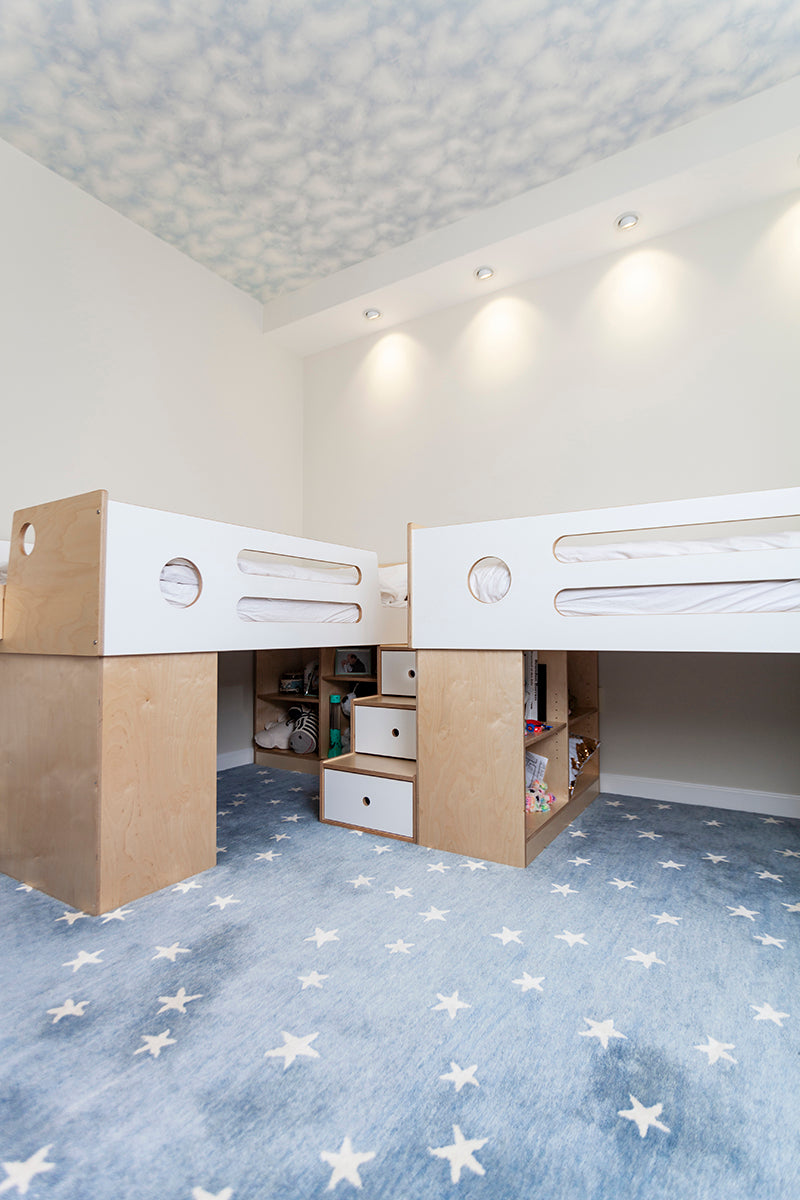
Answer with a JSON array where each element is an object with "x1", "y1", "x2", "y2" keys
[{"x1": 1, "y1": 766, "x2": 798, "y2": 1199}]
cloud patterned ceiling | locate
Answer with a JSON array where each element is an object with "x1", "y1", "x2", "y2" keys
[{"x1": 0, "y1": 0, "x2": 799, "y2": 304}]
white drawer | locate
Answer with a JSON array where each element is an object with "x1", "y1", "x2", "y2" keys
[
  {"x1": 322, "y1": 768, "x2": 414, "y2": 838},
  {"x1": 380, "y1": 649, "x2": 417, "y2": 697},
  {"x1": 353, "y1": 704, "x2": 416, "y2": 759}
]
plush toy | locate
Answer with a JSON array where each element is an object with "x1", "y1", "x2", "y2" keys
[
  {"x1": 525, "y1": 779, "x2": 556, "y2": 814},
  {"x1": 255, "y1": 719, "x2": 294, "y2": 750}
]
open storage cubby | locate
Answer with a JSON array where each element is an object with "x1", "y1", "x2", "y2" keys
[
  {"x1": 254, "y1": 646, "x2": 377, "y2": 774},
  {"x1": 416, "y1": 648, "x2": 599, "y2": 868}
]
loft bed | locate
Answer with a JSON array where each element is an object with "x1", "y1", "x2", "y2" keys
[
  {"x1": 0, "y1": 489, "x2": 408, "y2": 915},
  {"x1": 408, "y1": 487, "x2": 800, "y2": 654},
  {"x1": 401, "y1": 487, "x2": 799, "y2": 870}
]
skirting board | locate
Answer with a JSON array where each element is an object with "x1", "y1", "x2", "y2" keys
[
  {"x1": 217, "y1": 748, "x2": 254, "y2": 772},
  {"x1": 600, "y1": 772, "x2": 800, "y2": 820}
]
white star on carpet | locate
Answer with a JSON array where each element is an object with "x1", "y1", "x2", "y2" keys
[
  {"x1": 462, "y1": 861, "x2": 487, "y2": 871},
  {"x1": 651, "y1": 913, "x2": 681, "y2": 925},
  {"x1": 157, "y1": 988, "x2": 203, "y2": 1014},
  {"x1": 56, "y1": 911, "x2": 88, "y2": 925},
  {"x1": 153, "y1": 943, "x2": 191, "y2": 962},
  {"x1": 134, "y1": 1030, "x2": 176, "y2": 1058},
  {"x1": 704, "y1": 819, "x2": 723, "y2": 827},
  {"x1": 620, "y1": 814, "x2": 640, "y2": 821},
  {"x1": 209, "y1": 895, "x2": 241, "y2": 910},
  {"x1": 625, "y1": 949, "x2": 664, "y2": 969},
  {"x1": 347, "y1": 875, "x2": 374, "y2": 888},
  {"x1": 15, "y1": 885, "x2": 32, "y2": 894},
  {"x1": 419, "y1": 907, "x2": 449, "y2": 922},
  {"x1": 320, "y1": 1136, "x2": 375, "y2": 1190},
  {"x1": 775, "y1": 848, "x2": 800, "y2": 858},
  {"x1": 372, "y1": 846, "x2": 392, "y2": 854},
  {"x1": 305, "y1": 928, "x2": 339, "y2": 947},
  {"x1": 47, "y1": 999, "x2": 89, "y2": 1023},
  {"x1": 429, "y1": 1125, "x2": 488, "y2": 1183},
  {"x1": 609, "y1": 879, "x2": 636, "y2": 890},
  {"x1": 695, "y1": 1036, "x2": 736, "y2": 1065},
  {"x1": 427, "y1": 862, "x2": 450, "y2": 873},
  {"x1": 756, "y1": 870, "x2": 783, "y2": 882},
  {"x1": 299, "y1": 970, "x2": 329, "y2": 989},
  {"x1": 432, "y1": 991, "x2": 470, "y2": 1019},
  {"x1": 579, "y1": 1017, "x2": 627, "y2": 1049},
  {"x1": 659, "y1": 860, "x2": 685, "y2": 870},
  {"x1": 192, "y1": 1187, "x2": 233, "y2": 1200},
  {"x1": 265, "y1": 1031, "x2": 320, "y2": 1070},
  {"x1": 555, "y1": 930, "x2": 587, "y2": 947},
  {"x1": 637, "y1": 831, "x2": 662, "y2": 840},
  {"x1": 703, "y1": 854, "x2": 729, "y2": 864},
  {"x1": 172, "y1": 881, "x2": 202, "y2": 893},
  {"x1": 513, "y1": 973, "x2": 545, "y2": 992},
  {"x1": 387, "y1": 886, "x2": 412, "y2": 899},
  {"x1": 255, "y1": 851, "x2": 281, "y2": 862},
  {"x1": 492, "y1": 927, "x2": 522, "y2": 945},
  {"x1": 63, "y1": 950, "x2": 103, "y2": 972},
  {"x1": 751, "y1": 1001, "x2": 790, "y2": 1026},
  {"x1": 606, "y1": 800, "x2": 623, "y2": 806},
  {"x1": 727, "y1": 905, "x2": 758, "y2": 920},
  {"x1": 753, "y1": 933, "x2": 785, "y2": 948},
  {"x1": 761, "y1": 817, "x2": 783, "y2": 824},
  {"x1": 781, "y1": 901, "x2": 800, "y2": 913},
  {"x1": 568, "y1": 856, "x2": 591, "y2": 866},
  {"x1": 551, "y1": 884, "x2": 578, "y2": 896},
  {"x1": 618, "y1": 1095, "x2": 671, "y2": 1138},
  {"x1": 0, "y1": 1145, "x2": 55, "y2": 1195},
  {"x1": 655, "y1": 804, "x2": 672, "y2": 810},
  {"x1": 440, "y1": 1062, "x2": 479, "y2": 1092},
  {"x1": 271, "y1": 833, "x2": 290, "y2": 843},
  {"x1": 569, "y1": 830, "x2": 588, "y2": 838},
  {"x1": 282, "y1": 814, "x2": 304, "y2": 822},
  {"x1": 386, "y1": 939, "x2": 414, "y2": 954}
]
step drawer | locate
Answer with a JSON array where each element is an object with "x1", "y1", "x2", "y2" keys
[
  {"x1": 322, "y1": 768, "x2": 414, "y2": 838},
  {"x1": 353, "y1": 703, "x2": 416, "y2": 759},
  {"x1": 380, "y1": 649, "x2": 417, "y2": 697}
]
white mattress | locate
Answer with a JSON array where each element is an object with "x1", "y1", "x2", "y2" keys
[{"x1": 470, "y1": 531, "x2": 800, "y2": 615}]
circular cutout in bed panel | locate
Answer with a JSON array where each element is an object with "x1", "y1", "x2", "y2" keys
[
  {"x1": 160, "y1": 558, "x2": 202, "y2": 608},
  {"x1": 19, "y1": 522, "x2": 35, "y2": 555},
  {"x1": 468, "y1": 556, "x2": 511, "y2": 603}
]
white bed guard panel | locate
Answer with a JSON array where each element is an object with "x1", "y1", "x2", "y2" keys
[
  {"x1": 1, "y1": 491, "x2": 393, "y2": 656},
  {"x1": 409, "y1": 488, "x2": 800, "y2": 654}
]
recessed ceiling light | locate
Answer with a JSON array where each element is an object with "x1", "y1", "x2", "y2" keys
[
  {"x1": 363, "y1": 308, "x2": 381, "y2": 320},
  {"x1": 615, "y1": 211, "x2": 640, "y2": 231},
  {"x1": 474, "y1": 265, "x2": 494, "y2": 280}
]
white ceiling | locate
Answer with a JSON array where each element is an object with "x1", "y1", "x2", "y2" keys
[{"x1": 1, "y1": 0, "x2": 799, "y2": 354}]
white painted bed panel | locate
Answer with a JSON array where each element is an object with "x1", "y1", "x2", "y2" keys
[
  {"x1": 410, "y1": 488, "x2": 800, "y2": 653},
  {"x1": 103, "y1": 501, "x2": 383, "y2": 655}
]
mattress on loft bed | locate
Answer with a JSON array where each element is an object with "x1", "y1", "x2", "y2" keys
[{"x1": 0, "y1": 551, "x2": 409, "y2": 625}]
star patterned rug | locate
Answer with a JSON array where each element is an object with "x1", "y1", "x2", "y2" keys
[{"x1": 1, "y1": 766, "x2": 798, "y2": 1199}]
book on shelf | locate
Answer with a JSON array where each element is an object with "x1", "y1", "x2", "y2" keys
[
  {"x1": 524, "y1": 651, "x2": 538, "y2": 720},
  {"x1": 525, "y1": 751, "x2": 548, "y2": 788}
]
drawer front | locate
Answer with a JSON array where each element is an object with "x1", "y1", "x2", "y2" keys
[
  {"x1": 380, "y1": 649, "x2": 417, "y2": 697},
  {"x1": 323, "y1": 769, "x2": 414, "y2": 838},
  {"x1": 353, "y1": 705, "x2": 416, "y2": 759}
]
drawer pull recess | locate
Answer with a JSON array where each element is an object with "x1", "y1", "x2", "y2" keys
[{"x1": 362, "y1": 796, "x2": 371, "y2": 807}]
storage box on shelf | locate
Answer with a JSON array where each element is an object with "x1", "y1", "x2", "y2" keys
[
  {"x1": 321, "y1": 646, "x2": 418, "y2": 841},
  {"x1": 416, "y1": 649, "x2": 599, "y2": 869},
  {"x1": 254, "y1": 646, "x2": 377, "y2": 775}
]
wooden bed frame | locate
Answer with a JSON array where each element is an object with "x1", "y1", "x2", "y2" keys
[{"x1": 0, "y1": 489, "x2": 404, "y2": 914}]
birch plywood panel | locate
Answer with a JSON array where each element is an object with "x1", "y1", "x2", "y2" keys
[
  {"x1": 416, "y1": 649, "x2": 526, "y2": 867},
  {"x1": 1, "y1": 490, "x2": 106, "y2": 656},
  {"x1": 98, "y1": 653, "x2": 218, "y2": 912},
  {"x1": 0, "y1": 653, "x2": 102, "y2": 912}
]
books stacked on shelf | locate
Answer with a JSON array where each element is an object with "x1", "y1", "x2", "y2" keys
[{"x1": 523, "y1": 651, "x2": 547, "y2": 721}]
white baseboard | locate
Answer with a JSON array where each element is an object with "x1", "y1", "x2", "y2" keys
[
  {"x1": 600, "y1": 772, "x2": 800, "y2": 819},
  {"x1": 216, "y1": 748, "x2": 254, "y2": 772}
]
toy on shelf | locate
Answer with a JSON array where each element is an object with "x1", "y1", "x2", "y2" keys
[{"x1": 525, "y1": 778, "x2": 557, "y2": 814}]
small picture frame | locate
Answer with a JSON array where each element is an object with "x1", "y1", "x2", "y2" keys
[{"x1": 335, "y1": 646, "x2": 373, "y2": 676}]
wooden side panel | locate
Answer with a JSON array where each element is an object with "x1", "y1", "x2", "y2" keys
[
  {"x1": 417, "y1": 649, "x2": 526, "y2": 867},
  {"x1": 1, "y1": 490, "x2": 106, "y2": 656},
  {"x1": 0, "y1": 654, "x2": 102, "y2": 912},
  {"x1": 98, "y1": 653, "x2": 218, "y2": 911}
]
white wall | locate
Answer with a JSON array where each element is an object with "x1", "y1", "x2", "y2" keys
[
  {"x1": 0, "y1": 138, "x2": 304, "y2": 762},
  {"x1": 303, "y1": 191, "x2": 800, "y2": 809}
]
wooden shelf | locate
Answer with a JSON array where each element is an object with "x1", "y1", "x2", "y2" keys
[
  {"x1": 524, "y1": 721, "x2": 566, "y2": 749},
  {"x1": 258, "y1": 691, "x2": 319, "y2": 705},
  {"x1": 569, "y1": 706, "x2": 598, "y2": 726},
  {"x1": 252, "y1": 741, "x2": 319, "y2": 762},
  {"x1": 323, "y1": 675, "x2": 377, "y2": 685},
  {"x1": 322, "y1": 750, "x2": 416, "y2": 782}
]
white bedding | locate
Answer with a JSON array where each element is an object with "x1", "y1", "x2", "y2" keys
[{"x1": 472, "y1": 531, "x2": 800, "y2": 614}]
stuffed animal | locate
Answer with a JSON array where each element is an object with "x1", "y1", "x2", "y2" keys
[{"x1": 255, "y1": 719, "x2": 294, "y2": 750}]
